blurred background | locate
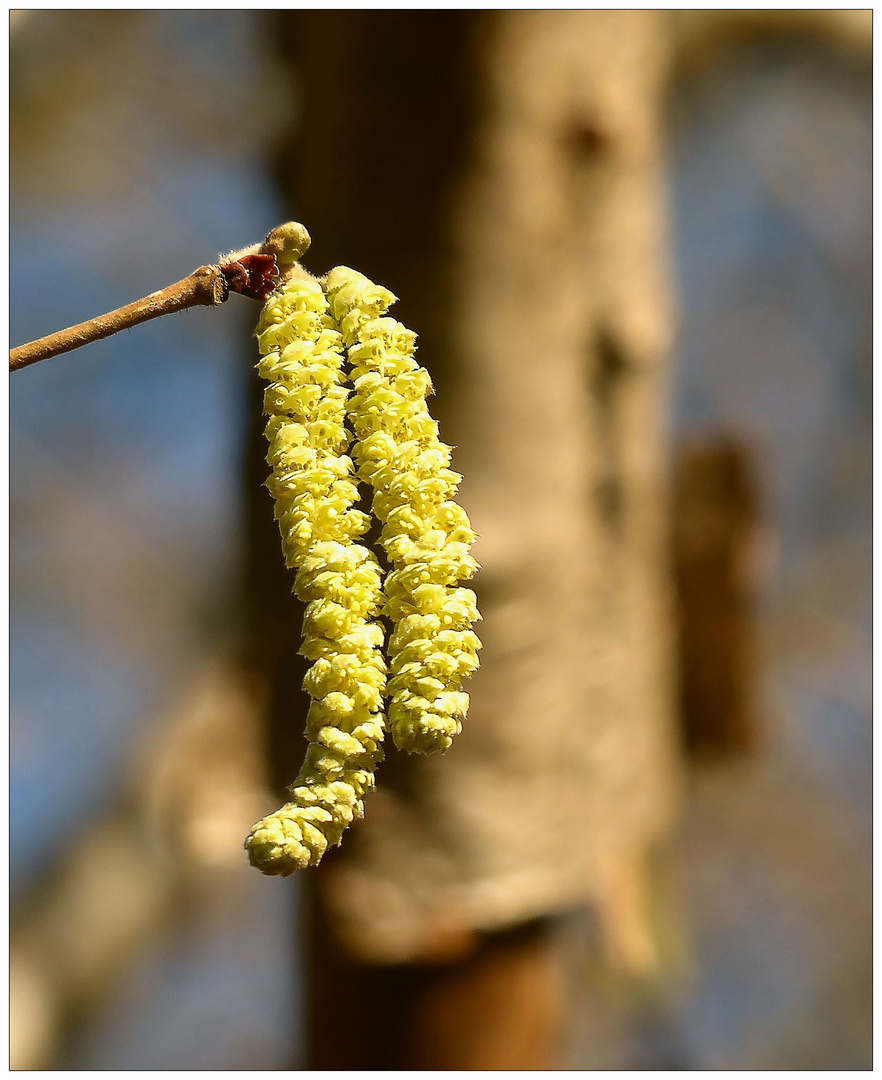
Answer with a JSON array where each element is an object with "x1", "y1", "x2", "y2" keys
[{"x1": 10, "y1": 10, "x2": 871, "y2": 1070}]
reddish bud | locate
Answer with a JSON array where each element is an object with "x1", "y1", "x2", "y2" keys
[{"x1": 220, "y1": 253, "x2": 279, "y2": 302}]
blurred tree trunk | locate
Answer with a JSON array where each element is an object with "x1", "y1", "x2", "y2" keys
[{"x1": 243, "y1": 10, "x2": 681, "y2": 1069}]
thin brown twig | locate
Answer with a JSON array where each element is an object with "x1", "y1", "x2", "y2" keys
[
  {"x1": 9, "y1": 221, "x2": 311, "y2": 374},
  {"x1": 10, "y1": 266, "x2": 229, "y2": 373}
]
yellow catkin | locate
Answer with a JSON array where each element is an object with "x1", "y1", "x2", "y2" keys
[
  {"x1": 245, "y1": 267, "x2": 387, "y2": 875},
  {"x1": 325, "y1": 266, "x2": 482, "y2": 754}
]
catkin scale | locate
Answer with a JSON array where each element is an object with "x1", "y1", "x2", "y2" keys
[
  {"x1": 325, "y1": 267, "x2": 482, "y2": 755},
  {"x1": 245, "y1": 269, "x2": 387, "y2": 876}
]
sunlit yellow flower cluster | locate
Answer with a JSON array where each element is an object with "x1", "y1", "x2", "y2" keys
[
  {"x1": 245, "y1": 254, "x2": 482, "y2": 875},
  {"x1": 245, "y1": 269, "x2": 387, "y2": 876},
  {"x1": 326, "y1": 267, "x2": 482, "y2": 754}
]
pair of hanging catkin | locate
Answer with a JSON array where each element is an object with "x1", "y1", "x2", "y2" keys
[{"x1": 245, "y1": 255, "x2": 481, "y2": 876}]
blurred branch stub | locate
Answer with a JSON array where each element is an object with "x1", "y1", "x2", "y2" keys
[{"x1": 672, "y1": 435, "x2": 763, "y2": 760}]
